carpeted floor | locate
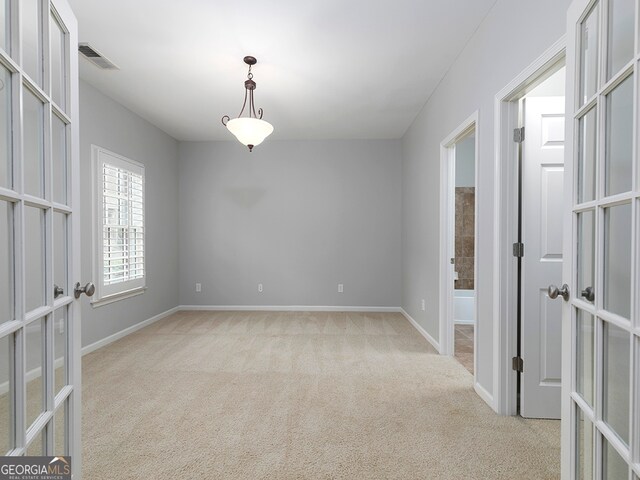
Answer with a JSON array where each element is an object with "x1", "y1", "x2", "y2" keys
[{"x1": 82, "y1": 311, "x2": 560, "y2": 479}]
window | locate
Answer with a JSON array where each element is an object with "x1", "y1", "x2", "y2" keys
[{"x1": 92, "y1": 145, "x2": 145, "y2": 305}]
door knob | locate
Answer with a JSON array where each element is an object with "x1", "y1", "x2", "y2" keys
[
  {"x1": 74, "y1": 282, "x2": 95, "y2": 299},
  {"x1": 53, "y1": 284, "x2": 64, "y2": 299},
  {"x1": 580, "y1": 286, "x2": 594, "y2": 302},
  {"x1": 548, "y1": 284, "x2": 570, "y2": 301}
]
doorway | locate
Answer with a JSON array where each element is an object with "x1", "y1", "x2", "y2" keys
[
  {"x1": 453, "y1": 132, "x2": 476, "y2": 374},
  {"x1": 439, "y1": 113, "x2": 478, "y2": 378},
  {"x1": 493, "y1": 37, "x2": 567, "y2": 417}
]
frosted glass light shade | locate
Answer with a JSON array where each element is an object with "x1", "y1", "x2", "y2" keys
[{"x1": 226, "y1": 117, "x2": 274, "y2": 149}]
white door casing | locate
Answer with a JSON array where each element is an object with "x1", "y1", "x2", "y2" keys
[
  {"x1": 564, "y1": 0, "x2": 639, "y2": 478},
  {"x1": 521, "y1": 96, "x2": 565, "y2": 419},
  {"x1": 439, "y1": 112, "x2": 478, "y2": 361},
  {"x1": 0, "y1": 0, "x2": 81, "y2": 476}
]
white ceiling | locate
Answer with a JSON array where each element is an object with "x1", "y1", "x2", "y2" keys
[{"x1": 69, "y1": 0, "x2": 497, "y2": 141}]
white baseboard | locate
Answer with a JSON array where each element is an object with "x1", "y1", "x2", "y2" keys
[
  {"x1": 474, "y1": 381, "x2": 496, "y2": 412},
  {"x1": 179, "y1": 305, "x2": 401, "y2": 313},
  {"x1": 81, "y1": 306, "x2": 179, "y2": 356},
  {"x1": 81, "y1": 305, "x2": 400, "y2": 355},
  {"x1": 400, "y1": 308, "x2": 441, "y2": 353}
]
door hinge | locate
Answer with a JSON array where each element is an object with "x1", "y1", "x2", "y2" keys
[
  {"x1": 512, "y1": 356, "x2": 524, "y2": 373},
  {"x1": 512, "y1": 242, "x2": 524, "y2": 257},
  {"x1": 513, "y1": 127, "x2": 525, "y2": 143}
]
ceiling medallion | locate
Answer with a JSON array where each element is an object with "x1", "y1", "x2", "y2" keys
[{"x1": 221, "y1": 56, "x2": 274, "y2": 152}]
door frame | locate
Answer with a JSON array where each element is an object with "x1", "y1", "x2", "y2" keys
[
  {"x1": 439, "y1": 112, "x2": 479, "y2": 375},
  {"x1": 493, "y1": 36, "x2": 566, "y2": 415}
]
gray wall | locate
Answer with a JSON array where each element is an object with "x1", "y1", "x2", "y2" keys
[
  {"x1": 178, "y1": 140, "x2": 402, "y2": 308},
  {"x1": 401, "y1": 0, "x2": 571, "y2": 399},
  {"x1": 80, "y1": 80, "x2": 179, "y2": 347}
]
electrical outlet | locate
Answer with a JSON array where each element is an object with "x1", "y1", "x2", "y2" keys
[
  {"x1": 195, "y1": 283, "x2": 202, "y2": 293},
  {"x1": 338, "y1": 283, "x2": 344, "y2": 293},
  {"x1": 258, "y1": 283, "x2": 263, "y2": 293},
  {"x1": 421, "y1": 299, "x2": 426, "y2": 311}
]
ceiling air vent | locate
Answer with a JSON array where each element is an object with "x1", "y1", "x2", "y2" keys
[{"x1": 78, "y1": 43, "x2": 119, "y2": 70}]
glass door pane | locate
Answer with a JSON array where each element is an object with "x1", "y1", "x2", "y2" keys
[
  {"x1": 607, "y1": 0, "x2": 635, "y2": 79},
  {"x1": 25, "y1": 318, "x2": 45, "y2": 428},
  {"x1": 52, "y1": 115, "x2": 67, "y2": 204},
  {"x1": 0, "y1": 200, "x2": 12, "y2": 325},
  {"x1": 580, "y1": 4, "x2": 600, "y2": 105},
  {"x1": 576, "y1": 407, "x2": 594, "y2": 479},
  {"x1": 603, "y1": 203, "x2": 631, "y2": 318},
  {"x1": 0, "y1": 334, "x2": 12, "y2": 454},
  {"x1": 0, "y1": 63, "x2": 10, "y2": 189},
  {"x1": 577, "y1": 310, "x2": 595, "y2": 406},
  {"x1": 602, "y1": 437, "x2": 628, "y2": 478},
  {"x1": 21, "y1": 0, "x2": 42, "y2": 86},
  {"x1": 53, "y1": 211, "x2": 66, "y2": 297},
  {"x1": 53, "y1": 401, "x2": 65, "y2": 455},
  {"x1": 23, "y1": 88, "x2": 45, "y2": 198},
  {"x1": 578, "y1": 108, "x2": 597, "y2": 203},
  {"x1": 604, "y1": 75, "x2": 633, "y2": 196},
  {"x1": 25, "y1": 206, "x2": 45, "y2": 312},
  {"x1": 50, "y1": 13, "x2": 65, "y2": 109},
  {"x1": 53, "y1": 307, "x2": 66, "y2": 394},
  {"x1": 602, "y1": 322, "x2": 630, "y2": 445},
  {"x1": 577, "y1": 210, "x2": 595, "y2": 304}
]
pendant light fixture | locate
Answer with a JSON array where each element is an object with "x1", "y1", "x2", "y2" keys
[{"x1": 221, "y1": 56, "x2": 274, "y2": 152}]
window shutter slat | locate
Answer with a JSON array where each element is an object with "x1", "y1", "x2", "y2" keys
[{"x1": 102, "y1": 162, "x2": 145, "y2": 286}]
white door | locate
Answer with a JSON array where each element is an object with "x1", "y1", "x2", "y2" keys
[
  {"x1": 563, "y1": 0, "x2": 639, "y2": 478},
  {"x1": 0, "y1": 0, "x2": 82, "y2": 475},
  {"x1": 521, "y1": 96, "x2": 566, "y2": 419}
]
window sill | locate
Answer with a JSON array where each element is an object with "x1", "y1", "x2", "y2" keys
[{"x1": 91, "y1": 287, "x2": 147, "y2": 308}]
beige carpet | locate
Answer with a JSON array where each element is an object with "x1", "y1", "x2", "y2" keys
[{"x1": 83, "y1": 311, "x2": 560, "y2": 479}]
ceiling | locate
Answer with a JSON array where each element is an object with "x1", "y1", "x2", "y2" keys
[{"x1": 69, "y1": 0, "x2": 497, "y2": 142}]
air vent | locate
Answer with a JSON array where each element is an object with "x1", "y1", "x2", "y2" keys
[{"x1": 78, "y1": 43, "x2": 119, "y2": 70}]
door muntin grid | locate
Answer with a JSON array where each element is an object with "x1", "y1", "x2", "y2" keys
[
  {"x1": 570, "y1": 0, "x2": 640, "y2": 478},
  {"x1": 0, "y1": 0, "x2": 75, "y2": 459}
]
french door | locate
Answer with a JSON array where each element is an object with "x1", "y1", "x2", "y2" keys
[
  {"x1": 0, "y1": 0, "x2": 81, "y2": 474},
  {"x1": 564, "y1": 0, "x2": 640, "y2": 478}
]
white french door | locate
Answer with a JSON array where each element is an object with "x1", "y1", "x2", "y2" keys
[
  {"x1": 0, "y1": 0, "x2": 81, "y2": 473},
  {"x1": 564, "y1": 0, "x2": 639, "y2": 478}
]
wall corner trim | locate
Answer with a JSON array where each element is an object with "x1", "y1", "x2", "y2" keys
[
  {"x1": 81, "y1": 306, "x2": 180, "y2": 356},
  {"x1": 400, "y1": 308, "x2": 441, "y2": 353},
  {"x1": 178, "y1": 305, "x2": 401, "y2": 313}
]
